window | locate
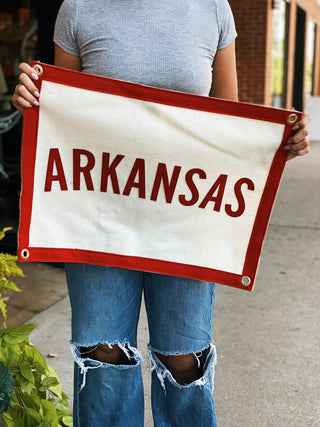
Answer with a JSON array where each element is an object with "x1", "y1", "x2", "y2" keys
[
  {"x1": 305, "y1": 20, "x2": 316, "y2": 96},
  {"x1": 271, "y1": 0, "x2": 289, "y2": 108}
]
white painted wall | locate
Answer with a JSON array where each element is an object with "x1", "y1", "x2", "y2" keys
[{"x1": 305, "y1": 96, "x2": 320, "y2": 141}]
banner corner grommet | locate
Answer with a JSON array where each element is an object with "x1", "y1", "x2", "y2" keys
[
  {"x1": 32, "y1": 63, "x2": 43, "y2": 77},
  {"x1": 287, "y1": 113, "x2": 298, "y2": 125},
  {"x1": 21, "y1": 248, "x2": 30, "y2": 260},
  {"x1": 241, "y1": 276, "x2": 251, "y2": 287}
]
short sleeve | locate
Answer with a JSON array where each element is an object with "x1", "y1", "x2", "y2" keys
[
  {"x1": 216, "y1": 0, "x2": 237, "y2": 50},
  {"x1": 53, "y1": 0, "x2": 80, "y2": 56}
]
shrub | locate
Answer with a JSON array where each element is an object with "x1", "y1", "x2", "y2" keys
[{"x1": 0, "y1": 228, "x2": 73, "y2": 426}]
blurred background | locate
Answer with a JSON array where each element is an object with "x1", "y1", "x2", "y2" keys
[{"x1": 0, "y1": 0, "x2": 63, "y2": 252}]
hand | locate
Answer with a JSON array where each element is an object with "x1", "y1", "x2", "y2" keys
[
  {"x1": 284, "y1": 113, "x2": 311, "y2": 160},
  {"x1": 11, "y1": 63, "x2": 40, "y2": 115}
]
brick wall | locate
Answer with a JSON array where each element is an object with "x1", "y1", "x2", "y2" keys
[
  {"x1": 229, "y1": 0, "x2": 320, "y2": 108},
  {"x1": 229, "y1": 0, "x2": 272, "y2": 105}
]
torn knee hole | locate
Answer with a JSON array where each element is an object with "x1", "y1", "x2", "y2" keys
[
  {"x1": 155, "y1": 352, "x2": 202, "y2": 385},
  {"x1": 81, "y1": 343, "x2": 135, "y2": 365},
  {"x1": 155, "y1": 352, "x2": 197, "y2": 371}
]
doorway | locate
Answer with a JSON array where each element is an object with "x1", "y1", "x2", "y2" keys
[{"x1": 293, "y1": 5, "x2": 306, "y2": 111}]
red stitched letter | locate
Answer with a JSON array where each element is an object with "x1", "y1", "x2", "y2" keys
[
  {"x1": 179, "y1": 168, "x2": 206, "y2": 206},
  {"x1": 199, "y1": 174, "x2": 228, "y2": 211},
  {"x1": 123, "y1": 158, "x2": 146, "y2": 199},
  {"x1": 44, "y1": 148, "x2": 68, "y2": 192},
  {"x1": 150, "y1": 163, "x2": 181, "y2": 203},
  {"x1": 100, "y1": 153, "x2": 124, "y2": 193},
  {"x1": 73, "y1": 149, "x2": 95, "y2": 191},
  {"x1": 225, "y1": 178, "x2": 255, "y2": 217}
]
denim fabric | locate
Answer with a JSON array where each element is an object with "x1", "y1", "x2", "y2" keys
[
  {"x1": 150, "y1": 348, "x2": 217, "y2": 427},
  {"x1": 65, "y1": 263, "x2": 217, "y2": 427}
]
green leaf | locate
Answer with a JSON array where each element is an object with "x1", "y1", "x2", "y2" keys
[
  {"x1": 0, "y1": 228, "x2": 12, "y2": 241},
  {"x1": 2, "y1": 413, "x2": 17, "y2": 427},
  {"x1": 0, "y1": 362, "x2": 14, "y2": 414},
  {"x1": 19, "y1": 360, "x2": 34, "y2": 384},
  {"x1": 24, "y1": 407, "x2": 42, "y2": 427},
  {"x1": 61, "y1": 392, "x2": 69, "y2": 401},
  {"x1": 55, "y1": 400, "x2": 70, "y2": 413},
  {"x1": 1, "y1": 413, "x2": 15, "y2": 427},
  {"x1": 0, "y1": 279, "x2": 22, "y2": 293},
  {"x1": 61, "y1": 415, "x2": 73, "y2": 426},
  {"x1": 0, "y1": 296, "x2": 7, "y2": 328},
  {"x1": 21, "y1": 392, "x2": 40, "y2": 412},
  {"x1": 46, "y1": 366, "x2": 63, "y2": 399},
  {"x1": 0, "y1": 253, "x2": 24, "y2": 278},
  {"x1": 47, "y1": 365, "x2": 60, "y2": 379},
  {"x1": 55, "y1": 398, "x2": 72, "y2": 425},
  {"x1": 25, "y1": 345, "x2": 46, "y2": 374},
  {"x1": 1, "y1": 325, "x2": 35, "y2": 344},
  {"x1": 41, "y1": 399, "x2": 59, "y2": 427},
  {"x1": 21, "y1": 379, "x2": 35, "y2": 395},
  {"x1": 3, "y1": 404, "x2": 24, "y2": 426},
  {"x1": 0, "y1": 345, "x2": 9, "y2": 363},
  {"x1": 41, "y1": 376, "x2": 60, "y2": 389},
  {"x1": 0, "y1": 345, "x2": 20, "y2": 367}
]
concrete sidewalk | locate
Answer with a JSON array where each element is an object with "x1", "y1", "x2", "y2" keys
[{"x1": 26, "y1": 142, "x2": 320, "y2": 426}]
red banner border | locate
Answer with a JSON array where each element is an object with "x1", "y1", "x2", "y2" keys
[{"x1": 18, "y1": 62, "x2": 301, "y2": 291}]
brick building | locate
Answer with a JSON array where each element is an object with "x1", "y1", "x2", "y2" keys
[{"x1": 229, "y1": 0, "x2": 320, "y2": 111}]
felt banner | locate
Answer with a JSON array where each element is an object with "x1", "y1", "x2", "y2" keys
[{"x1": 18, "y1": 62, "x2": 300, "y2": 291}]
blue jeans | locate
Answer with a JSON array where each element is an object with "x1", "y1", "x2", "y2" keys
[{"x1": 65, "y1": 263, "x2": 217, "y2": 427}]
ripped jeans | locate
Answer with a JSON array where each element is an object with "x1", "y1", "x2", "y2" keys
[{"x1": 65, "y1": 263, "x2": 217, "y2": 427}]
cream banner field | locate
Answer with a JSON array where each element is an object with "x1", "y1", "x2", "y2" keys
[{"x1": 18, "y1": 63, "x2": 300, "y2": 291}]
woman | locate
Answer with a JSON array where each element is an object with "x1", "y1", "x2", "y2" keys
[{"x1": 12, "y1": 1, "x2": 310, "y2": 426}]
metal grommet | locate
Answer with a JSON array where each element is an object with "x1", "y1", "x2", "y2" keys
[
  {"x1": 32, "y1": 64, "x2": 43, "y2": 76},
  {"x1": 287, "y1": 113, "x2": 298, "y2": 125},
  {"x1": 21, "y1": 249, "x2": 30, "y2": 260},
  {"x1": 241, "y1": 276, "x2": 251, "y2": 287}
]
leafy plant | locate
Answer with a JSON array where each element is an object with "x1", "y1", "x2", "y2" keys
[
  {"x1": 0, "y1": 228, "x2": 73, "y2": 426},
  {"x1": 0, "y1": 228, "x2": 24, "y2": 328},
  {"x1": 0, "y1": 362, "x2": 14, "y2": 414}
]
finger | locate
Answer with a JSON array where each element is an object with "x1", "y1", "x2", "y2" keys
[
  {"x1": 288, "y1": 112, "x2": 310, "y2": 141},
  {"x1": 284, "y1": 143, "x2": 309, "y2": 158},
  {"x1": 287, "y1": 146, "x2": 310, "y2": 160},
  {"x1": 16, "y1": 80, "x2": 40, "y2": 107},
  {"x1": 12, "y1": 91, "x2": 33, "y2": 110},
  {"x1": 12, "y1": 63, "x2": 41, "y2": 115},
  {"x1": 285, "y1": 113, "x2": 311, "y2": 161},
  {"x1": 285, "y1": 137, "x2": 310, "y2": 152},
  {"x1": 287, "y1": 127, "x2": 309, "y2": 144},
  {"x1": 284, "y1": 133, "x2": 310, "y2": 155},
  {"x1": 19, "y1": 62, "x2": 40, "y2": 81},
  {"x1": 290, "y1": 114, "x2": 311, "y2": 132},
  {"x1": 295, "y1": 113, "x2": 311, "y2": 128},
  {"x1": 19, "y1": 72, "x2": 40, "y2": 99},
  {"x1": 13, "y1": 87, "x2": 39, "y2": 110}
]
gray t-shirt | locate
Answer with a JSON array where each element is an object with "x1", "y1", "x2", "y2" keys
[{"x1": 54, "y1": 0, "x2": 237, "y2": 96}]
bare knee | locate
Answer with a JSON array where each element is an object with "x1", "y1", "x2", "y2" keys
[
  {"x1": 82, "y1": 343, "x2": 130, "y2": 365},
  {"x1": 155, "y1": 352, "x2": 201, "y2": 385}
]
